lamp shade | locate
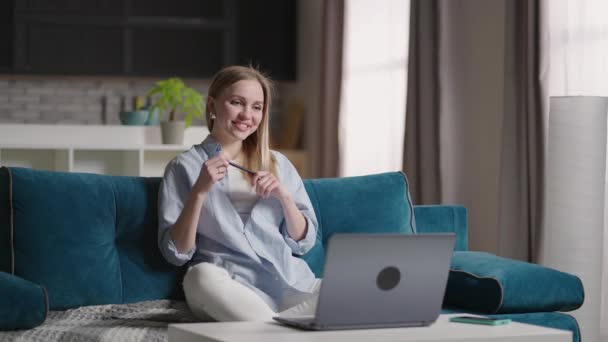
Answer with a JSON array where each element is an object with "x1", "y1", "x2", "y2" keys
[{"x1": 540, "y1": 96, "x2": 608, "y2": 342}]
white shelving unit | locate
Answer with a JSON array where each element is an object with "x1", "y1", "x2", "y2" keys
[
  {"x1": 0, "y1": 124, "x2": 310, "y2": 177},
  {"x1": 0, "y1": 124, "x2": 209, "y2": 177}
]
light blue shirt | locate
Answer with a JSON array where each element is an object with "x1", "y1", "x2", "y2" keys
[{"x1": 157, "y1": 135, "x2": 319, "y2": 311}]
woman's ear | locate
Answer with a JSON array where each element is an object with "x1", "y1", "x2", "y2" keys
[{"x1": 207, "y1": 96, "x2": 215, "y2": 113}]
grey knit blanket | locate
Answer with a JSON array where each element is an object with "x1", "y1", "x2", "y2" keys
[{"x1": 0, "y1": 300, "x2": 203, "y2": 342}]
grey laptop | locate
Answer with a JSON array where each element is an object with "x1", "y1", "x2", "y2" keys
[{"x1": 273, "y1": 233, "x2": 455, "y2": 330}]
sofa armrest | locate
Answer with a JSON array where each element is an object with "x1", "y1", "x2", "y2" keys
[
  {"x1": 413, "y1": 205, "x2": 468, "y2": 251},
  {"x1": 0, "y1": 271, "x2": 48, "y2": 330},
  {"x1": 444, "y1": 251, "x2": 584, "y2": 314}
]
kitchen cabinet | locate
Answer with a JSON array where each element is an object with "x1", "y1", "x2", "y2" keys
[
  {"x1": 8, "y1": 0, "x2": 297, "y2": 80},
  {"x1": 0, "y1": 0, "x2": 13, "y2": 73}
]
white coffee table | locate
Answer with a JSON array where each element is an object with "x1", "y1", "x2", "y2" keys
[{"x1": 168, "y1": 314, "x2": 572, "y2": 342}]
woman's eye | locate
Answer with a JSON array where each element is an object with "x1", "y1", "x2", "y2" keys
[
  {"x1": 231, "y1": 100, "x2": 241, "y2": 105},
  {"x1": 253, "y1": 106, "x2": 262, "y2": 111}
]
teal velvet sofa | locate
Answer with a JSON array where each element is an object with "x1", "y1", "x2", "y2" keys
[{"x1": 0, "y1": 167, "x2": 583, "y2": 341}]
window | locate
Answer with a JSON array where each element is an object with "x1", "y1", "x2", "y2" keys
[{"x1": 339, "y1": 0, "x2": 410, "y2": 176}]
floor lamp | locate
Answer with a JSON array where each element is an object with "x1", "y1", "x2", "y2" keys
[{"x1": 540, "y1": 96, "x2": 608, "y2": 342}]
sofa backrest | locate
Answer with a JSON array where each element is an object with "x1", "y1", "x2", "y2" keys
[
  {"x1": 0, "y1": 167, "x2": 415, "y2": 310},
  {"x1": 0, "y1": 167, "x2": 180, "y2": 310},
  {"x1": 301, "y1": 172, "x2": 416, "y2": 276}
]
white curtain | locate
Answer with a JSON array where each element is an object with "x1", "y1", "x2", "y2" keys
[
  {"x1": 540, "y1": 1, "x2": 608, "y2": 341},
  {"x1": 339, "y1": 0, "x2": 409, "y2": 176}
]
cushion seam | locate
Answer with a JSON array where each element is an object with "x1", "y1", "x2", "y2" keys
[
  {"x1": 449, "y1": 269, "x2": 504, "y2": 313},
  {"x1": 110, "y1": 180, "x2": 124, "y2": 303},
  {"x1": 398, "y1": 171, "x2": 416, "y2": 234},
  {"x1": 567, "y1": 276, "x2": 585, "y2": 311},
  {"x1": 307, "y1": 182, "x2": 324, "y2": 243},
  {"x1": 561, "y1": 312, "x2": 582, "y2": 341},
  {"x1": 41, "y1": 285, "x2": 49, "y2": 322},
  {"x1": 456, "y1": 207, "x2": 467, "y2": 251},
  {"x1": 450, "y1": 206, "x2": 455, "y2": 244},
  {"x1": 7, "y1": 167, "x2": 15, "y2": 275}
]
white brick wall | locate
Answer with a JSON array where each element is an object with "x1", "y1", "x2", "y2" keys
[
  {"x1": 0, "y1": 77, "x2": 285, "y2": 126},
  {"x1": 0, "y1": 77, "x2": 211, "y2": 125}
]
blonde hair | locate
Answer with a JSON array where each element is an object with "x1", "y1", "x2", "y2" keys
[{"x1": 206, "y1": 65, "x2": 277, "y2": 178}]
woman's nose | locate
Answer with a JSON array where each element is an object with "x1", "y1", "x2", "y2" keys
[{"x1": 238, "y1": 108, "x2": 253, "y2": 119}]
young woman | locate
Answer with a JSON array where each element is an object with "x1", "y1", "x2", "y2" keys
[{"x1": 157, "y1": 66, "x2": 320, "y2": 321}]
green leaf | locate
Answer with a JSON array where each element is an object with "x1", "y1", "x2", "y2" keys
[{"x1": 145, "y1": 77, "x2": 205, "y2": 125}]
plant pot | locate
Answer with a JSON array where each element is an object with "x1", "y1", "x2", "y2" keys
[
  {"x1": 119, "y1": 110, "x2": 149, "y2": 125},
  {"x1": 161, "y1": 121, "x2": 186, "y2": 145}
]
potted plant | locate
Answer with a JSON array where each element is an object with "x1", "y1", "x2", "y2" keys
[{"x1": 147, "y1": 77, "x2": 205, "y2": 145}]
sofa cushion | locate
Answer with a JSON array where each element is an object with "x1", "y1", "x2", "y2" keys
[
  {"x1": 444, "y1": 251, "x2": 584, "y2": 314},
  {"x1": 1, "y1": 167, "x2": 182, "y2": 310},
  {"x1": 300, "y1": 172, "x2": 416, "y2": 276},
  {"x1": 11, "y1": 168, "x2": 123, "y2": 309},
  {"x1": 112, "y1": 176, "x2": 185, "y2": 303},
  {"x1": 0, "y1": 271, "x2": 48, "y2": 330}
]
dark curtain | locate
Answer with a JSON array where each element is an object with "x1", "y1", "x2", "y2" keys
[
  {"x1": 315, "y1": 0, "x2": 344, "y2": 178},
  {"x1": 403, "y1": 0, "x2": 544, "y2": 261}
]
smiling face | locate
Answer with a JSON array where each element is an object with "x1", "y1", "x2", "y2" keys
[{"x1": 209, "y1": 79, "x2": 265, "y2": 143}]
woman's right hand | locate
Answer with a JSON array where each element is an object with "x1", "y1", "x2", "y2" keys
[{"x1": 193, "y1": 153, "x2": 229, "y2": 195}]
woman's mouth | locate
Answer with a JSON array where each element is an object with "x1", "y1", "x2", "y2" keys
[{"x1": 232, "y1": 121, "x2": 250, "y2": 132}]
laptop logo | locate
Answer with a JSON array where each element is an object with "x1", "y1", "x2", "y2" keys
[{"x1": 377, "y1": 266, "x2": 401, "y2": 291}]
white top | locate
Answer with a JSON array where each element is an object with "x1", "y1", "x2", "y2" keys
[{"x1": 227, "y1": 164, "x2": 258, "y2": 224}]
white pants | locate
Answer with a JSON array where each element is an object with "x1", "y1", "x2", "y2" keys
[{"x1": 183, "y1": 262, "x2": 320, "y2": 322}]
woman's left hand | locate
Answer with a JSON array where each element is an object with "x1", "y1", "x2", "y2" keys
[{"x1": 252, "y1": 171, "x2": 289, "y2": 200}]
